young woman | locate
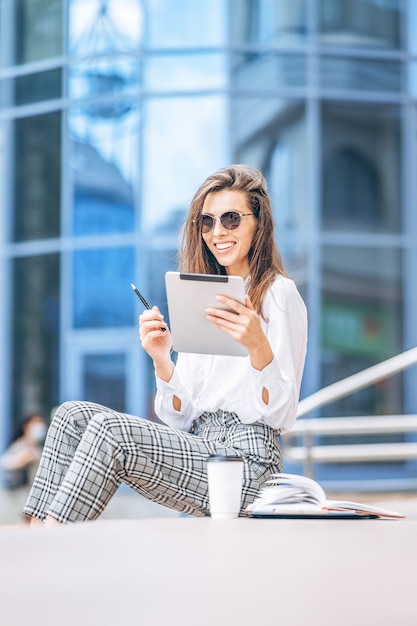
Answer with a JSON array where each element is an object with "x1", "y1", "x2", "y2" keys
[{"x1": 24, "y1": 164, "x2": 307, "y2": 525}]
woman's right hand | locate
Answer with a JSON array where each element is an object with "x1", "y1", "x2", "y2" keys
[{"x1": 139, "y1": 307, "x2": 173, "y2": 377}]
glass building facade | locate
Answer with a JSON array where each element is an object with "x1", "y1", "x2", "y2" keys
[{"x1": 1, "y1": 0, "x2": 416, "y2": 483}]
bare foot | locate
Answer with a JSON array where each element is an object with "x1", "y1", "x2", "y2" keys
[{"x1": 30, "y1": 516, "x2": 44, "y2": 527}]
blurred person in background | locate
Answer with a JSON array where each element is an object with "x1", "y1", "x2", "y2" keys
[{"x1": 1, "y1": 412, "x2": 48, "y2": 523}]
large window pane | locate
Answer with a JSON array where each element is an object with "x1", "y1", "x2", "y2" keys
[
  {"x1": 322, "y1": 103, "x2": 401, "y2": 233},
  {"x1": 13, "y1": 112, "x2": 61, "y2": 242},
  {"x1": 230, "y1": 0, "x2": 307, "y2": 46},
  {"x1": 320, "y1": 57, "x2": 402, "y2": 93},
  {"x1": 231, "y1": 98, "x2": 307, "y2": 236},
  {"x1": 73, "y1": 247, "x2": 134, "y2": 328},
  {"x1": 15, "y1": 0, "x2": 63, "y2": 64},
  {"x1": 144, "y1": 53, "x2": 226, "y2": 92},
  {"x1": 146, "y1": 0, "x2": 225, "y2": 48},
  {"x1": 68, "y1": 105, "x2": 138, "y2": 235},
  {"x1": 12, "y1": 254, "x2": 60, "y2": 423},
  {"x1": 232, "y1": 53, "x2": 306, "y2": 91},
  {"x1": 321, "y1": 246, "x2": 403, "y2": 416},
  {"x1": 82, "y1": 353, "x2": 126, "y2": 413},
  {"x1": 14, "y1": 69, "x2": 62, "y2": 105},
  {"x1": 142, "y1": 96, "x2": 227, "y2": 233},
  {"x1": 319, "y1": 0, "x2": 402, "y2": 49}
]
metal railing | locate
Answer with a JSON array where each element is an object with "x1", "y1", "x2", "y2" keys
[{"x1": 282, "y1": 346, "x2": 417, "y2": 490}]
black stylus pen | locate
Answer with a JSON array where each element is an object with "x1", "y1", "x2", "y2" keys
[{"x1": 130, "y1": 283, "x2": 166, "y2": 332}]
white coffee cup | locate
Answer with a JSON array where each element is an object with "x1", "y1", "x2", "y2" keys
[{"x1": 207, "y1": 455, "x2": 244, "y2": 519}]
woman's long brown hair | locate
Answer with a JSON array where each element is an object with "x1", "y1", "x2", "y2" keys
[{"x1": 179, "y1": 164, "x2": 286, "y2": 318}]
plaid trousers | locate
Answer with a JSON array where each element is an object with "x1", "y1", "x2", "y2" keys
[{"x1": 23, "y1": 401, "x2": 282, "y2": 523}]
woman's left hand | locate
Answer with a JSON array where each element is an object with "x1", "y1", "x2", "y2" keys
[{"x1": 206, "y1": 294, "x2": 274, "y2": 371}]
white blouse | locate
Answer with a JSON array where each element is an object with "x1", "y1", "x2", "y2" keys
[{"x1": 154, "y1": 275, "x2": 307, "y2": 434}]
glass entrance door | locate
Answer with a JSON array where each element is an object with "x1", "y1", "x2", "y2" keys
[{"x1": 65, "y1": 329, "x2": 145, "y2": 416}]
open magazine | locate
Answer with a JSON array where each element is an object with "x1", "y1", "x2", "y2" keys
[{"x1": 246, "y1": 473, "x2": 405, "y2": 519}]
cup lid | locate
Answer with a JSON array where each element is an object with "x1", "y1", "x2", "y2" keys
[{"x1": 207, "y1": 454, "x2": 243, "y2": 462}]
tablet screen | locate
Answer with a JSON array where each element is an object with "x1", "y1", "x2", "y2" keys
[{"x1": 165, "y1": 272, "x2": 248, "y2": 357}]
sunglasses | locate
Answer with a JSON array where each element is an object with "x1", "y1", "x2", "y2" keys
[{"x1": 197, "y1": 211, "x2": 254, "y2": 234}]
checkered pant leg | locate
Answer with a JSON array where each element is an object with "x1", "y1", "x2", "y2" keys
[
  {"x1": 24, "y1": 401, "x2": 282, "y2": 523},
  {"x1": 23, "y1": 400, "x2": 101, "y2": 521}
]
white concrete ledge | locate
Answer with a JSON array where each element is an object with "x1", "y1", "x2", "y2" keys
[{"x1": 0, "y1": 513, "x2": 416, "y2": 625}]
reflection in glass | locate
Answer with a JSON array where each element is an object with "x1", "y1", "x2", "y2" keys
[
  {"x1": 322, "y1": 103, "x2": 401, "y2": 233},
  {"x1": 142, "y1": 96, "x2": 226, "y2": 232},
  {"x1": 71, "y1": 138, "x2": 135, "y2": 235},
  {"x1": 320, "y1": 57, "x2": 402, "y2": 92},
  {"x1": 69, "y1": 58, "x2": 139, "y2": 109},
  {"x1": 144, "y1": 53, "x2": 226, "y2": 92},
  {"x1": 231, "y1": 98, "x2": 307, "y2": 234},
  {"x1": 319, "y1": 0, "x2": 402, "y2": 49},
  {"x1": 68, "y1": 1, "x2": 141, "y2": 118},
  {"x1": 83, "y1": 353, "x2": 126, "y2": 412},
  {"x1": 69, "y1": 105, "x2": 138, "y2": 235},
  {"x1": 14, "y1": 69, "x2": 62, "y2": 106},
  {"x1": 12, "y1": 254, "x2": 60, "y2": 422},
  {"x1": 146, "y1": 0, "x2": 225, "y2": 48},
  {"x1": 73, "y1": 247, "x2": 134, "y2": 328},
  {"x1": 232, "y1": 53, "x2": 306, "y2": 91},
  {"x1": 13, "y1": 112, "x2": 61, "y2": 242},
  {"x1": 15, "y1": 0, "x2": 63, "y2": 64},
  {"x1": 68, "y1": 0, "x2": 143, "y2": 56},
  {"x1": 230, "y1": 0, "x2": 307, "y2": 45},
  {"x1": 321, "y1": 246, "x2": 403, "y2": 416}
]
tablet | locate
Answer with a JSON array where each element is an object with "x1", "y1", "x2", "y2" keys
[
  {"x1": 165, "y1": 272, "x2": 248, "y2": 357},
  {"x1": 248, "y1": 512, "x2": 378, "y2": 520}
]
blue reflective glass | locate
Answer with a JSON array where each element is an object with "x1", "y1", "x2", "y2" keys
[
  {"x1": 68, "y1": 0, "x2": 143, "y2": 56},
  {"x1": 73, "y1": 247, "x2": 134, "y2": 328},
  {"x1": 12, "y1": 253, "x2": 60, "y2": 421},
  {"x1": 146, "y1": 0, "x2": 225, "y2": 47},
  {"x1": 319, "y1": 0, "x2": 402, "y2": 49},
  {"x1": 69, "y1": 106, "x2": 138, "y2": 235},
  {"x1": 15, "y1": 0, "x2": 63, "y2": 64},
  {"x1": 232, "y1": 53, "x2": 306, "y2": 91},
  {"x1": 69, "y1": 58, "x2": 139, "y2": 102},
  {"x1": 409, "y1": 3, "x2": 417, "y2": 54},
  {"x1": 83, "y1": 353, "x2": 126, "y2": 412},
  {"x1": 230, "y1": 97, "x2": 307, "y2": 236},
  {"x1": 321, "y1": 246, "x2": 403, "y2": 416},
  {"x1": 320, "y1": 57, "x2": 402, "y2": 93},
  {"x1": 322, "y1": 103, "x2": 401, "y2": 233},
  {"x1": 410, "y1": 63, "x2": 417, "y2": 98},
  {"x1": 142, "y1": 96, "x2": 226, "y2": 232},
  {"x1": 14, "y1": 69, "x2": 62, "y2": 105},
  {"x1": 144, "y1": 53, "x2": 226, "y2": 92},
  {"x1": 14, "y1": 112, "x2": 61, "y2": 242},
  {"x1": 230, "y1": 0, "x2": 307, "y2": 45}
]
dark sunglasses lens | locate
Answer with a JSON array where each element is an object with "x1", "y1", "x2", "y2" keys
[
  {"x1": 201, "y1": 215, "x2": 214, "y2": 233},
  {"x1": 200, "y1": 211, "x2": 242, "y2": 233},
  {"x1": 221, "y1": 211, "x2": 241, "y2": 230}
]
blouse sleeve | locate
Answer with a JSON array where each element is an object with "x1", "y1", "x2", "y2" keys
[
  {"x1": 154, "y1": 359, "x2": 199, "y2": 431},
  {"x1": 251, "y1": 278, "x2": 308, "y2": 433}
]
